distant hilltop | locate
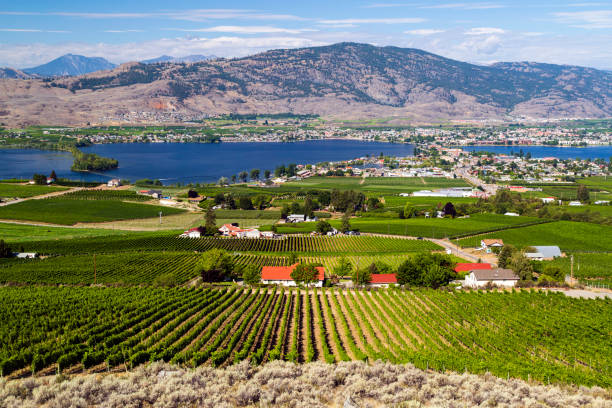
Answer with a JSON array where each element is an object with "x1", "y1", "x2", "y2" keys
[{"x1": 0, "y1": 42, "x2": 610, "y2": 126}]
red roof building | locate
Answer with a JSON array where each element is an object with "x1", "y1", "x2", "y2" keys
[
  {"x1": 369, "y1": 273, "x2": 397, "y2": 286},
  {"x1": 261, "y1": 264, "x2": 325, "y2": 287},
  {"x1": 455, "y1": 263, "x2": 491, "y2": 273}
]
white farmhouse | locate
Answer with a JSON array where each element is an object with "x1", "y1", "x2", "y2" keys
[{"x1": 464, "y1": 269, "x2": 519, "y2": 288}]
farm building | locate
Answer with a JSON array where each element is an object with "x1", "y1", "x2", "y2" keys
[
  {"x1": 180, "y1": 227, "x2": 205, "y2": 238},
  {"x1": 464, "y1": 269, "x2": 519, "y2": 288},
  {"x1": 481, "y1": 239, "x2": 504, "y2": 250},
  {"x1": 14, "y1": 252, "x2": 38, "y2": 259},
  {"x1": 525, "y1": 246, "x2": 562, "y2": 261},
  {"x1": 218, "y1": 224, "x2": 263, "y2": 238},
  {"x1": 454, "y1": 263, "x2": 491, "y2": 273},
  {"x1": 369, "y1": 273, "x2": 397, "y2": 287},
  {"x1": 261, "y1": 264, "x2": 325, "y2": 287}
]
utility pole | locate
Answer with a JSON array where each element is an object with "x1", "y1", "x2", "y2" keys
[
  {"x1": 159, "y1": 211, "x2": 162, "y2": 225},
  {"x1": 93, "y1": 253, "x2": 97, "y2": 285},
  {"x1": 570, "y1": 254, "x2": 574, "y2": 283}
]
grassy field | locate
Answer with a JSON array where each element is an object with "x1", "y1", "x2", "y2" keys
[
  {"x1": 382, "y1": 195, "x2": 478, "y2": 211},
  {"x1": 0, "y1": 222, "x2": 136, "y2": 243},
  {"x1": 74, "y1": 212, "x2": 203, "y2": 231},
  {"x1": 215, "y1": 209, "x2": 281, "y2": 219},
  {"x1": 0, "y1": 198, "x2": 185, "y2": 225},
  {"x1": 458, "y1": 221, "x2": 612, "y2": 252},
  {"x1": 0, "y1": 286, "x2": 608, "y2": 387},
  {"x1": 0, "y1": 183, "x2": 68, "y2": 198}
]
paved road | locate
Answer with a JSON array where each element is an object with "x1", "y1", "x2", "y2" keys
[{"x1": 549, "y1": 288, "x2": 612, "y2": 299}]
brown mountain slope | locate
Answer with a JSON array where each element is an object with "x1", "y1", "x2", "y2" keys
[{"x1": 1, "y1": 42, "x2": 610, "y2": 126}]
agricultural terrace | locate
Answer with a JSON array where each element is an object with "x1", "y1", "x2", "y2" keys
[
  {"x1": 0, "y1": 198, "x2": 185, "y2": 225},
  {"x1": 18, "y1": 234, "x2": 440, "y2": 256},
  {"x1": 0, "y1": 252, "x2": 462, "y2": 285},
  {"x1": 274, "y1": 214, "x2": 548, "y2": 238},
  {"x1": 0, "y1": 183, "x2": 68, "y2": 199},
  {"x1": 60, "y1": 190, "x2": 151, "y2": 201},
  {"x1": 0, "y1": 286, "x2": 609, "y2": 387}
]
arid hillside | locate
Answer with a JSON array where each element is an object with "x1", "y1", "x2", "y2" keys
[
  {"x1": 1, "y1": 360, "x2": 610, "y2": 408},
  {"x1": 1, "y1": 42, "x2": 611, "y2": 126}
]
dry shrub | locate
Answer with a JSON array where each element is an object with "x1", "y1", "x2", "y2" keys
[{"x1": 0, "y1": 360, "x2": 610, "y2": 408}]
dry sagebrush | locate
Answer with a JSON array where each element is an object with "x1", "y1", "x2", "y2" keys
[{"x1": 0, "y1": 360, "x2": 610, "y2": 408}]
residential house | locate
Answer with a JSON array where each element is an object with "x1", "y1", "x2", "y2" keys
[
  {"x1": 261, "y1": 264, "x2": 325, "y2": 287},
  {"x1": 14, "y1": 252, "x2": 38, "y2": 259},
  {"x1": 481, "y1": 239, "x2": 504, "y2": 250},
  {"x1": 525, "y1": 246, "x2": 562, "y2": 261},
  {"x1": 540, "y1": 197, "x2": 556, "y2": 204},
  {"x1": 568, "y1": 201, "x2": 583, "y2": 207},
  {"x1": 140, "y1": 189, "x2": 163, "y2": 199},
  {"x1": 180, "y1": 227, "x2": 205, "y2": 238},
  {"x1": 464, "y1": 269, "x2": 519, "y2": 288},
  {"x1": 219, "y1": 223, "x2": 242, "y2": 236},
  {"x1": 107, "y1": 179, "x2": 121, "y2": 187}
]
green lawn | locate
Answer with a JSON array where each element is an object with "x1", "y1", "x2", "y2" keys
[
  {"x1": 0, "y1": 199, "x2": 185, "y2": 225},
  {"x1": 458, "y1": 221, "x2": 612, "y2": 252},
  {"x1": 0, "y1": 183, "x2": 68, "y2": 198}
]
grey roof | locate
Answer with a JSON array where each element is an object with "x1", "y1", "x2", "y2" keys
[
  {"x1": 527, "y1": 246, "x2": 561, "y2": 258},
  {"x1": 471, "y1": 269, "x2": 519, "y2": 281}
]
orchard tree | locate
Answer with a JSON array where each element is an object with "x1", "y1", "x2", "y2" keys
[
  {"x1": 577, "y1": 185, "x2": 590, "y2": 203},
  {"x1": 333, "y1": 257, "x2": 353, "y2": 277},
  {"x1": 196, "y1": 249, "x2": 234, "y2": 282},
  {"x1": 497, "y1": 245, "x2": 515, "y2": 268},
  {"x1": 290, "y1": 263, "x2": 318, "y2": 286},
  {"x1": 238, "y1": 171, "x2": 248, "y2": 183},
  {"x1": 204, "y1": 206, "x2": 217, "y2": 235},
  {"x1": 340, "y1": 210, "x2": 352, "y2": 233},
  {"x1": 0, "y1": 240, "x2": 12, "y2": 258},
  {"x1": 264, "y1": 169, "x2": 271, "y2": 179},
  {"x1": 316, "y1": 220, "x2": 333, "y2": 234},
  {"x1": 241, "y1": 265, "x2": 261, "y2": 285},
  {"x1": 443, "y1": 202, "x2": 457, "y2": 218},
  {"x1": 250, "y1": 168, "x2": 260, "y2": 180},
  {"x1": 351, "y1": 267, "x2": 371, "y2": 287}
]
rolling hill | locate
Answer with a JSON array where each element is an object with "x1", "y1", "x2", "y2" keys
[{"x1": 0, "y1": 42, "x2": 610, "y2": 126}]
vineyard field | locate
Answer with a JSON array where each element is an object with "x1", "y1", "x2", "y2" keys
[
  {"x1": 0, "y1": 252, "x2": 201, "y2": 285},
  {"x1": 60, "y1": 190, "x2": 151, "y2": 201},
  {"x1": 457, "y1": 221, "x2": 612, "y2": 252},
  {"x1": 20, "y1": 234, "x2": 441, "y2": 255},
  {"x1": 0, "y1": 286, "x2": 609, "y2": 387},
  {"x1": 0, "y1": 198, "x2": 185, "y2": 225}
]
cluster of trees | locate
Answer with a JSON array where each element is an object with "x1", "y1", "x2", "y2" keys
[
  {"x1": 0, "y1": 240, "x2": 12, "y2": 258},
  {"x1": 497, "y1": 245, "x2": 564, "y2": 283},
  {"x1": 70, "y1": 148, "x2": 118, "y2": 172},
  {"x1": 211, "y1": 193, "x2": 271, "y2": 210},
  {"x1": 331, "y1": 253, "x2": 455, "y2": 289},
  {"x1": 330, "y1": 189, "x2": 366, "y2": 212},
  {"x1": 400, "y1": 202, "x2": 456, "y2": 219},
  {"x1": 195, "y1": 249, "x2": 259, "y2": 283}
]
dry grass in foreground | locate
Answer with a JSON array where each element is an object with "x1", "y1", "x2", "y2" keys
[{"x1": 1, "y1": 361, "x2": 610, "y2": 408}]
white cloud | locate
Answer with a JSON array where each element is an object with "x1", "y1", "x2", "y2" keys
[
  {"x1": 420, "y1": 3, "x2": 505, "y2": 9},
  {"x1": 168, "y1": 26, "x2": 316, "y2": 34},
  {"x1": 465, "y1": 27, "x2": 505, "y2": 35},
  {"x1": 405, "y1": 29, "x2": 445, "y2": 35},
  {"x1": 319, "y1": 18, "x2": 426, "y2": 25},
  {"x1": 0, "y1": 28, "x2": 70, "y2": 33},
  {"x1": 104, "y1": 29, "x2": 144, "y2": 33},
  {"x1": 552, "y1": 10, "x2": 612, "y2": 29},
  {"x1": 0, "y1": 9, "x2": 307, "y2": 22},
  {"x1": 459, "y1": 34, "x2": 502, "y2": 55}
]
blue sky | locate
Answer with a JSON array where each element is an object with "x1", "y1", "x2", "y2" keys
[{"x1": 0, "y1": 1, "x2": 611, "y2": 69}]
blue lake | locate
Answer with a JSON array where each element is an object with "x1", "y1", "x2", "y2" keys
[
  {"x1": 0, "y1": 140, "x2": 414, "y2": 184},
  {"x1": 462, "y1": 145, "x2": 612, "y2": 160}
]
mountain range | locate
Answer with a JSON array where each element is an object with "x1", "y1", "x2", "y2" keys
[
  {"x1": 141, "y1": 55, "x2": 217, "y2": 64},
  {"x1": 0, "y1": 42, "x2": 610, "y2": 126},
  {"x1": 21, "y1": 54, "x2": 116, "y2": 77}
]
